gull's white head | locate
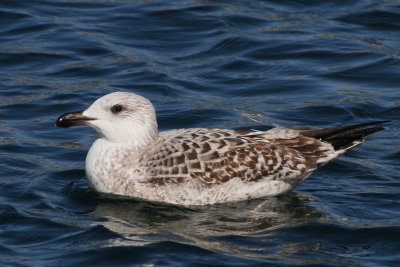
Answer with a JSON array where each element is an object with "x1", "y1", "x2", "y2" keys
[{"x1": 56, "y1": 92, "x2": 158, "y2": 146}]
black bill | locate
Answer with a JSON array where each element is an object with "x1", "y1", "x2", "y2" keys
[{"x1": 55, "y1": 111, "x2": 96, "y2": 128}]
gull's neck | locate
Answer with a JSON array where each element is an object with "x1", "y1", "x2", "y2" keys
[
  {"x1": 86, "y1": 127, "x2": 159, "y2": 194},
  {"x1": 98, "y1": 120, "x2": 159, "y2": 150}
]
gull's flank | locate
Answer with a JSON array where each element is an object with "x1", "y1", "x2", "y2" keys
[{"x1": 56, "y1": 92, "x2": 388, "y2": 205}]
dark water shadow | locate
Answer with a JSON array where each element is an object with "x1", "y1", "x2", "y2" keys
[{"x1": 83, "y1": 192, "x2": 324, "y2": 260}]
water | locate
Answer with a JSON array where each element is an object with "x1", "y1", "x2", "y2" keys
[{"x1": 1, "y1": 0, "x2": 399, "y2": 266}]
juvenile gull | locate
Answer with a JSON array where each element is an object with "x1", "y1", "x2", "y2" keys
[{"x1": 56, "y1": 92, "x2": 387, "y2": 205}]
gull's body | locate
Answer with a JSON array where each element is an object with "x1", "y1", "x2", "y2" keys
[{"x1": 56, "y1": 92, "x2": 387, "y2": 205}]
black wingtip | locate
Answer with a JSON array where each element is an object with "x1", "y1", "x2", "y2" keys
[
  {"x1": 301, "y1": 121, "x2": 389, "y2": 150},
  {"x1": 302, "y1": 121, "x2": 390, "y2": 140},
  {"x1": 327, "y1": 126, "x2": 385, "y2": 150}
]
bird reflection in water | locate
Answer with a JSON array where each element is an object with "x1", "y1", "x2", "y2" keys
[{"x1": 78, "y1": 192, "x2": 324, "y2": 260}]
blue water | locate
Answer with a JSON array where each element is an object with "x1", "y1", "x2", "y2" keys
[{"x1": 1, "y1": 0, "x2": 399, "y2": 266}]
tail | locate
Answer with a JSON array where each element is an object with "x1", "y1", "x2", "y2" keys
[{"x1": 299, "y1": 121, "x2": 389, "y2": 150}]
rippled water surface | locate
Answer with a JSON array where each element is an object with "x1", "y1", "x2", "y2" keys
[{"x1": 1, "y1": 0, "x2": 399, "y2": 266}]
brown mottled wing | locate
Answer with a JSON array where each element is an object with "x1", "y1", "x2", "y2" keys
[
  {"x1": 143, "y1": 129, "x2": 231, "y2": 186},
  {"x1": 268, "y1": 135, "x2": 335, "y2": 166},
  {"x1": 197, "y1": 143, "x2": 310, "y2": 187},
  {"x1": 143, "y1": 136, "x2": 192, "y2": 186},
  {"x1": 234, "y1": 128, "x2": 336, "y2": 166},
  {"x1": 143, "y1": 128, "x2": 326, "y2": 187}
]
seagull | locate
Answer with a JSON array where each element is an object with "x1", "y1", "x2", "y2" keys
[{"x1": 56, "y1": 92, "x2": 387, "y2": 205}]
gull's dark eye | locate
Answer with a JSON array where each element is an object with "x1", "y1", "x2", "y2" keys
[{"x1": 111, "y1": 104, "x2": 123, "y2": 114}]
